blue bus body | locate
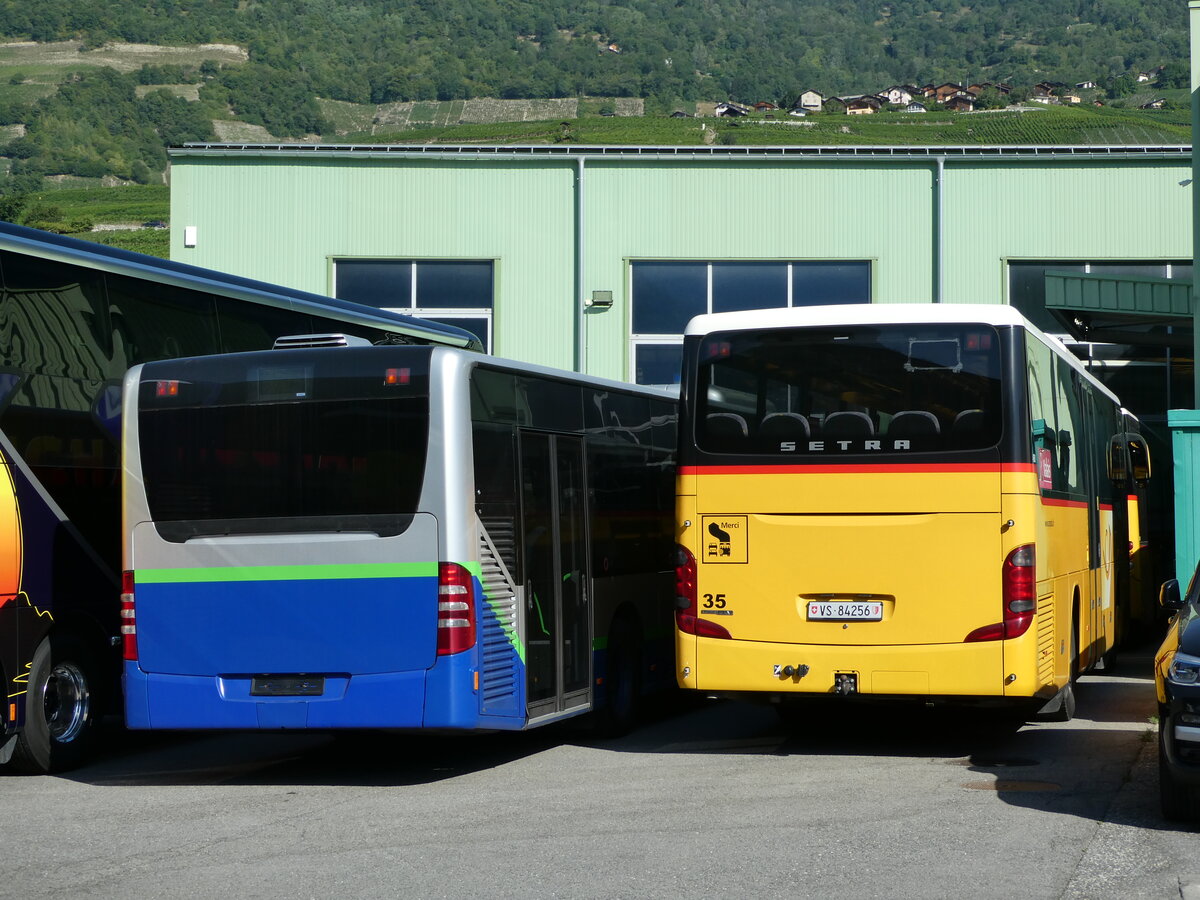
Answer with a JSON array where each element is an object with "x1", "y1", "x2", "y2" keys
[{"x1": 123, "y1": 344, "x2": 677, "y2": 732}]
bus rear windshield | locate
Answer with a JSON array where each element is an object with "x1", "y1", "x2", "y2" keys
[
  {"x1": 694, "y1": 324, "x2": 1003, "y2": 456},
  {"x1": 139, "y1": 382, "x2": 429, "y2": 540}
]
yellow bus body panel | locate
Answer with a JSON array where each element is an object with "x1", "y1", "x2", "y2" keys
[{"x1": 678, "y1": 467, "x2": 1103, "y2": 702}]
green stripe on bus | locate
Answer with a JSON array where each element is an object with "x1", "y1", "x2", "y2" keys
[{"x1": 136, "y1": 562, "x2": 438, "y2": 584}]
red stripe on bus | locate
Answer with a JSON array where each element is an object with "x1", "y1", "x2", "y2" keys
[
  {"x1": 1100, "y1": 503, "x2": 1113, "y2": 511},
  {"x1": 1041, "y1": 497, "x2": 1089, "y2": 509},
  {"x1": 679, "y1": 462, "x2": 1036, "y2": 476}
]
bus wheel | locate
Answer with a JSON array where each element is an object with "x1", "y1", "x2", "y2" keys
[
  {"x1": 10, "y1": 634, "x2": 100, "y2": 774},
  {"x1": 596, "y1": 617, "x2": 641, "y2": 738},
  {"x1": 1041, "y1": 682, "x2": 1076, "y2": 723}
]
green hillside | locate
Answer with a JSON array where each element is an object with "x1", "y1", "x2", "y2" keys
[{"x1": 0, "y1": 0, "x2": 1190, "y2": 256}]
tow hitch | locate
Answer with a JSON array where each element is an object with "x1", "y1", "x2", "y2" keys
[{"x1": 834, "y1": 672, "x2": 858, "y2": 696}]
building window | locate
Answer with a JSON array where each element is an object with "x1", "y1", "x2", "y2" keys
[
  {"x1": 333, "y1": 259, "x2": 494, "y2": 351},
  {"x1": 629, "y1": 260, "x2": 871, "y2": 385}
]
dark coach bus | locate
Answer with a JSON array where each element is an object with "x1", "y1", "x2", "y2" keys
[{"x1": 0, "y1": 222, "x2": 479, "y2": 772}]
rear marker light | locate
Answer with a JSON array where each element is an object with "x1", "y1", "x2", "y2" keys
[
  {"x1": 384, "y1": 368, "x2": 410, "y2": 386},
  {"x1": 674, "y1": 545, "x2": 731, "y2": 640},
  {"x1": 965, "y1": 544, "x2": 1036, "y2": 642},
  {"x1": 437, "y1": 562, "x2": 476, "y2": 655},
  {"x1": 155, "y1": 380, "x2": 179, "y2": 397},
  {"x1": 121, "y1": 570, "x2": 138, "y2": 661}
]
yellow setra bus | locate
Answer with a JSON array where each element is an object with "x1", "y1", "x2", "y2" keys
[{"x1": 674, "y1": 304, "x2": 1150, "y2": 720}]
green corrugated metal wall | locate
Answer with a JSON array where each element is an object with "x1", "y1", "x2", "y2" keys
[{"x1": 170, "y1": 149, "x2": 1193, "y2": 381}]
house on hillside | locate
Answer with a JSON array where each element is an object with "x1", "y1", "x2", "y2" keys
[
  {"x1": 1034, "y1": 81, "x2": 1065, "y2": 95},
  {"x1": 787, "y1": 108, "x2": 807, "y2": 118},
  {"x1": 1141, "y1": 98, "x2": 1167, "y2": 109},
  {"x1": 714, "y1": 102, "x2": 750, "y2": 117},
  {"x1": 934, "y1": 83, "x2": 969, "y2": 103},
  {"x1": 796, "y1": 90, "x2": 824, "y2": 111},
  {"x1": 845, "y1": 96, "x2": 882, "y2": 115},
  {"x1": 970, "y1": 81, "x2": 1012, "y2": 96},
  {"x1": 1137, "y1": 72, "x2": 1151, "y2": 83},
  {"x1": 944, "y1": 95, "x2": 975, "y2": 112},
  {"x1": 1063, "y1": 94, "x2": 1082, "y2": 104},
  {"x1": 753, "y1": 101, "x2": 777, "y2": 111},
  {"x1": 904, "y1": 101, "x2": 927, "y2": 113},
  {"x1": 1075, "y1": 80, "x2": 1098, "y2": 89},
  {"x1": 878, "y1": 85, "x2": 913, "y2": 105}
]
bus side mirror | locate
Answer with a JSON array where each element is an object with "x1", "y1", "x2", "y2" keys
[
  {"x1": 1107, "y1": 436, "x2": 1128, "y2": 482},
  {"x1": 1128, "y1": 437, "x2": 1151, "y2": 485},
  {"x1": 1160, "y1": 578, "x2": 1183, "y2": 612}
]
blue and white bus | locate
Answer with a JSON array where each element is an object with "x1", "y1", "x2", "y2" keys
[{"x1": 121, "y1": 337, "x2": 677, "y2": 733}]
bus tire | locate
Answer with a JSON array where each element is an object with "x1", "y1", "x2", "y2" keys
[
  {"x1": 1042, "y1": 682, "x2": 1076, "y2": 723},
  {"x1": 596, "y1": 617, "x2": 641, "y2": 738},
  {"x1": 10, "y1": 634, "x2": 101, "y2": 774}
]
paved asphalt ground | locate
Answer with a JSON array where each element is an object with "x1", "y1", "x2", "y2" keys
[{"x1": 1, "y1": 643, "x2": 1196, "y2": 899}]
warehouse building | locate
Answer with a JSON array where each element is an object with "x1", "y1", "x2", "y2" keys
[{"x1": 169, "y1": 142, "x2": 1194, "y2": 571}]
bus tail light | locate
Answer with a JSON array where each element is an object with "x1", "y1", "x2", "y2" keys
[
  {"x1": 674, "y1": 545, "x2": 731, "y2": 640},
  {"x1": 437, "y1": 562, "x2": 476, "y2": 655},
  {"x1": 121, "y1": 570, "x2": 138, "y2": 661},
  {"x1": 964, "y1": 544, "x2": 1036, "y2": 642}
]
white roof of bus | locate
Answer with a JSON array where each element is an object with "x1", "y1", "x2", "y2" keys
[
  {"x1": 684, "y1": 302, "x2": 1119, "y2": 405},
  {"x1": 684, "y1": 302, "x2": 1035, "y2": 335}
]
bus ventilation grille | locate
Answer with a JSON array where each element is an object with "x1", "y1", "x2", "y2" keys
[
  {"x1": 478, "y1": 525, "x2": 520, "y2": 715},
  {"x1": 272, "y1": 333, "x2": 372, "y2": 350},
  {"x1": 1036, "y1": 594, "x2": 1055, "y2": 684}
]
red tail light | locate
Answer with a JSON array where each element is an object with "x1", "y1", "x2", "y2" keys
[
  {"x1": 674, "y1": 545, "x2": 731, "y2": 639},
  {"x1": 965, "y1": 544, "x2": 1036, "y2": 642},
  {"x1": 437, "y1": 562, "x2": 476, "y2": 655},
  {"x1": 121, "y1": 570, "x2": 138, "y2": 661}
]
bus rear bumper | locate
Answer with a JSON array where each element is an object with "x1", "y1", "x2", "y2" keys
[
  {"x1": 685, "y1": 636, "x2": 1033, "y2": 699},
  {"x1": 124, "y1": 664, "x2": 432, "y2": 729}
]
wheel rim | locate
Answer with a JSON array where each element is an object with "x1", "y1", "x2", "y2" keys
[{"x1": 42, "y1": 662, "x2": 90, "y2": 743}]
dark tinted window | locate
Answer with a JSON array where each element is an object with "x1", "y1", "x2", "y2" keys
[
  {"x1": 585, "y1": 390, "x2": 676, "y2": 576},
  {"x1": 712, "y1": 263, "x2": 787, "y2": 313},
  {"x1": 137, "y1": 351, "x2": 431, "y2": 538},
  {"x1": 631, "y1": 262, "x2": 707, "y2": 334},
  {"x1": 792, "y1": 262, "x2": 871, "y2": 305},
  {"x1": 695, "y1": 324, "x2": 1003, "y2": 456},
  {"x1": 417, "y1": 261, "x2": 493, "y2": 309},
  {"x1": 335, "y1": 260, "x2": 412, "y2": 308},
  {"x1": 520, "y1": 376, "x2": 582, "y2": 432},
  {"x1": 634, "y1": 344, "x2": 683, "y2": 385},
  {"x1": 107, "y1": 274, "x2": 219, "y2": 367},
  {"x1": 215, "y1": 297, "x2": 315, "y2": 353},
  {"x1": 0, "y1": 250, "x2": 112, "y2": 380}
]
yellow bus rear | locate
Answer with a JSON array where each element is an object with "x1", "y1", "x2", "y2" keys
[{"x1": 674, "y1": 305, "x2": 1146, "y2": 718}]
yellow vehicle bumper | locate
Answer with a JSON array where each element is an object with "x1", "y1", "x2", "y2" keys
[{"x1": 681, "y1": 635, "x2": 1045, "y2": 699}]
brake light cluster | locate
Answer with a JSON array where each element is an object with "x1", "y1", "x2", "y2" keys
[
  {"x1": 437, "y1": 562, "x2": 476, "y2": 655},
  {"x1": 120, "y1": 570, "x2": 138, "y2": 661},
  {"x1": 674, "y1": 545, "x2": 731, "y2": 639},
  {"x1": 965, "y1": 544, "x2": 1036, "y2": 642}
]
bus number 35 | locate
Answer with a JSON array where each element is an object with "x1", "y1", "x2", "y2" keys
[{"x1": 702, "y1": 594, "x2": 727, "y2": 609}]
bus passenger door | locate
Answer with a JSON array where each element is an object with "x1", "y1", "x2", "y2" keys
[
  {"x1": 1081, "y1": 385, "x2": 1106, "y2": 666},
  {"x1": 520, "y1": 432, "x2": 592, "y2": 721}
]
